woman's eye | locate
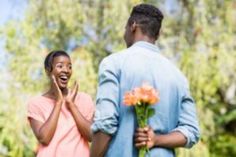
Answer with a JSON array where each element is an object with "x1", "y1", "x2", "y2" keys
[{"x1": 56, "y1": 65, "x2": 63, "y2": 68}]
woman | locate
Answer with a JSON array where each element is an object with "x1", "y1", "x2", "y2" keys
[{"x1": 27, "y1": 50, "x2": 94, "y2": 157}]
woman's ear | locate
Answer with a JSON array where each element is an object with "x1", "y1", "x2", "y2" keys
[{"x1": 45, "y1": 69, "x2": 50, "y2": 77}]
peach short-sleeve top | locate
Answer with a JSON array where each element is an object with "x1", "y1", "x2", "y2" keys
[{"x1": 27, "y1": 92, "x2": 94, "y2": 157}]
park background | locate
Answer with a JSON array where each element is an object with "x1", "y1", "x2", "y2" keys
[{"x1": 0, "y1": 0, "x2": 235, "y2": 156}]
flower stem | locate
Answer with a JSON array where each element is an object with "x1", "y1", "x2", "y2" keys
[
  {"x1": 139, "y1": 147, "x2": 146, "y2": 157},
  {"x1": 135, "y1": 104, "x2": 150, "y2": 157}
]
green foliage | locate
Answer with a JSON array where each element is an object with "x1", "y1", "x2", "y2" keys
[
  {"x1": 160, "y1": 0, "x2": 236, "y2": 156},
  {"x1": 147, "y1": 108, "x2": 155, "y2": 118},
  {"x1": 209, "y1": 134, "x2": 236, "y2": 156},
  {"x1": 0, "y1": 0, "x2": 235, "y2": 157}
]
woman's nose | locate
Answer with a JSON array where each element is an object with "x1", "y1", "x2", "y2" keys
[{"x1": 62, "y1": 66, "x2": 69, "y2": 73}]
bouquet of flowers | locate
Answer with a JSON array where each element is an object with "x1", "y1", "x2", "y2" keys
[{"x1": 123, "y1": 83, "x2": 160, "y2": 157}]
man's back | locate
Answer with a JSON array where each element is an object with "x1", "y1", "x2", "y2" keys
[{"x1": 92, "y1": 41, "x2": 200, "y2": 157}]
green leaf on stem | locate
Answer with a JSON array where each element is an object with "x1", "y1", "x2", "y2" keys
[{"x1": 147, "y1": 107, "x2": 155, "y2": 118}]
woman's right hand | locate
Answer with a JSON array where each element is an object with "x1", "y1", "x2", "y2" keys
[
  {"x1": 51, "y1": 75, "x2": 64, "y2": 105},
  {"x1": 29, "y1": 76, "x2": 65, "y2": 146}
]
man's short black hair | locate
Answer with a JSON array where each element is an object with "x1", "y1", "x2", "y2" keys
[
  {"x1": 44, "y1": 50, "x2": 70, "y2": 72},
  {"x1": 128, "y1": 4, "x2": 164, "y2": 39}
]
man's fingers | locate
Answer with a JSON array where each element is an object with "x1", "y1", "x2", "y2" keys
[
  {"x1": 134, "y1": 126, "x2": 152, "y2": 148},
  {"x1": 144, "y1": 126, "x2": 149, "y2": 132},
  {"x1": 136, "y1": 127, "x2": 146, "y2": 133},
  {"x1": 135, "y1": 141, "x2": 146, "y2": 148},
  {"x1": 134, "y1": 136, "x2": 149, "y2": 143},
  {"x1": 135, "y1": 131, "x2": 148, "y2": 138},
  {"x1": 134, "y1": 130, "x2": 150, "y2": 144}
]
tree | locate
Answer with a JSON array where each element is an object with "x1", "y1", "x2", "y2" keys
[
  {"x1": 0, "y1": 0, "x2": 137, "y2": 156},
  {"x1": 1, "y1": 0, "x2": 235, "y2": 156},
  {"x1": 160, "y1": 0, "x2": 236, "y2": 156}
]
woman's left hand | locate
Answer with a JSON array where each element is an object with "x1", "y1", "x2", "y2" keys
[{"x1": 65, "y1": 81, "x2": 79, "y2": 110}]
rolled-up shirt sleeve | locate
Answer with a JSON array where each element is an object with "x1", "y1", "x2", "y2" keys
[
  {"x1": 172, "y1": 78, "x2": 200, "y2": 148},
  {"x1": 91, "y1": 57, "x2": 120, "y2": 135}
]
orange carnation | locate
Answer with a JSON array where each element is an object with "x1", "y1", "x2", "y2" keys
[
  {"x1": 122, "y1": 82, "x2": 160, "y2": 157},
  {"x1": 123, "y1": 91, "x2": 138, "y2": 106},
  {"x1": 123, "y1": 83, "x2": 159, "y2": 106}
]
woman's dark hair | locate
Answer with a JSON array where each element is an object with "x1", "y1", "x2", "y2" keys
[
  {"x1": 44, "y1": 50, "x2": 70, "y2": 72},
  {"x1": 128, "y1": 4, "x2": 164, "y2": 39}
]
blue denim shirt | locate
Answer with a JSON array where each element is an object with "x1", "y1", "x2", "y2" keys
[{"x1": 91, "y1": 41, "x2": 200, "y2": 157}]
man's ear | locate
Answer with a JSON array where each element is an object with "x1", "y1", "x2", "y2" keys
[{"x1": 130, "y1": 22, "x2": 137, "y2": 32}]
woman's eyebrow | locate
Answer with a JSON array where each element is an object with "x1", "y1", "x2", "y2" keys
[{"x1": 55, "y1": 62, "x2": 72, "y2": 65}]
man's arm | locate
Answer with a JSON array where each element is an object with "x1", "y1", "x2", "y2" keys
[
  {"x1": 135, "y1": 77, "x2": 200, "y2": 149},
  {"x1": 154, "y1": 131, "x2": 187, "y2": 147},
  {"x1": 135, "y1": 127, "x2": 187, "y2": 149},
  {"x1": 90, "y1": 132, "x2": 111, "y2": 157},
  {"x1": 90, "y1": 57, "x2": 120, "y2": 156}
]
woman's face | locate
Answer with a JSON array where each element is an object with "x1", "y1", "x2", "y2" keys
[{"x1": 50, "y1": 55, "x2": 72, "y2": 89}]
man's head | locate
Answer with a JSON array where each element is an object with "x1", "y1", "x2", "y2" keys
[{"x1": 124, "y1": 4, "x2": 164, "y2": 47}]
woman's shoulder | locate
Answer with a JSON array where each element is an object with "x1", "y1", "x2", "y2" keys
[
  {"x1": 76, "y1": 92, "x2": 94, "y2": 107},
  {"x1": 75, "y1": 92, "x2": 95, "y2": 119},
  {"x1": 77, "y1": 92, "x2": 92, "y2": 99},
  {"x1": 28, "y1": 95, "x2": 54, "y2": 107},
  {"x1": 28, "y1": 95, "x2": 42, "y2": 103}
]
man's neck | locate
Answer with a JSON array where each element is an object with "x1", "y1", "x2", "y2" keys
[
  {"x1": 133, "y1": 33, "x2": 156, "y2": 45},
  {"x1": 134, "y1": 38, "x2": 155, "y2": 45}
]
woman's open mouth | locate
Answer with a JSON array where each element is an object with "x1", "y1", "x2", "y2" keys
[{"x1": 59, "y1": 75, "x2": 69, "y2": 85}]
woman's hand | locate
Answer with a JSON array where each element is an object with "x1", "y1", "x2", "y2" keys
[
  {"x1": 65, "y1": 81, "x2": 79, "y2": 110},
  {"x1": 29, "y1": 75, "x2": 66, "y2": 146},
  {"x1": 134, "y1": 126, "x2": 156, "y2": 149},
  {"x1": 64, "y1": 81, "x2": 93, "y2": 141},
  {"x1": 51, "y1": 75, "x2": 64, "y2": 105}
]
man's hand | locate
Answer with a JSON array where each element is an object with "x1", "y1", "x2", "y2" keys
[
  {"x1": 135, "y1": 126, "x2": 188, "y2": 149},
  {"x1": 134, "y1": 126, "x2": 156, "y2": 149}
]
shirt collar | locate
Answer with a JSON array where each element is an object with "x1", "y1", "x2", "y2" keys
[{"x1": 132, "y1": 41, "x2": 160, "y2": 53}]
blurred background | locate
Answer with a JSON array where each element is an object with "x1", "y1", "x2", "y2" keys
[{"x1": 0, "y1": 0, "x2": 235, "y2": 156}]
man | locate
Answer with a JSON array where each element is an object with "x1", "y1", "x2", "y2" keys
[{"x1": 90, "y1": 3, "x2": 200, "y2": 157}]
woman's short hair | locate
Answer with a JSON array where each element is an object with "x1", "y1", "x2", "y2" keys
[{"x1": 44, "y1": 50, "x2": 70, "y2": 72}]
